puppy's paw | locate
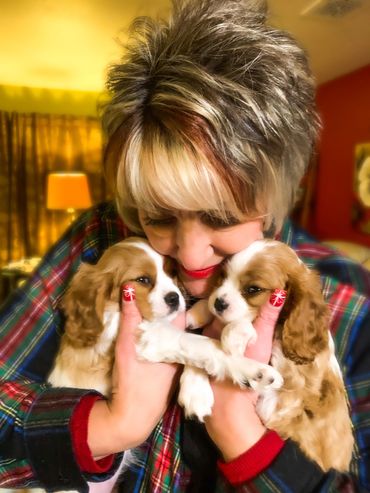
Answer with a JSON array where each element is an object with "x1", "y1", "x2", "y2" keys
[
  {"x1": 186, "y1": 299, "x2": 213, "y2": 330},
  {"x1": 178, "y1": 367, "x2": 214, "y2": 422},
  {"x1": 226, "y1": 357, "x2": 283, "y2": 391},
  {"x1": 248, "y1": 364, "x2": 283, "y2": 391},
  {"x1": 221, "y1": 320, "x2": 257, "y2": 356}
]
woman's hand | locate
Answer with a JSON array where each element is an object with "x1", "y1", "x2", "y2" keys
[
  {"x1": 87, "y1": 284, "x2": 186, "y2": 457},
  {"x1": 203, "y1": 290, "x2": 286, "y2": 461}
]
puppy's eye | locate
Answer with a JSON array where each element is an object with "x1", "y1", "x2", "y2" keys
[
  {"x1": 135, "y1": 276, "x2": 152, "y2": 286},
  {"x1": 244, "y1": 285, "x2": 263, "y2": 295}
]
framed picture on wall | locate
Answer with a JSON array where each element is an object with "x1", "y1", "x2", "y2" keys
[{"x1": 353, "y1": 142, "x2": 370, "y2": 234}]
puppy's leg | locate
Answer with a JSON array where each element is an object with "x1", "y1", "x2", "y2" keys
[
  {"x1": 136, "y1": 320, "x2": 283, "y2": 391},
  {"x1": 186, "y1": 299, "x2": 213, "y2": 329},
  {"x1": 178, "y1": 366, "x2": 214, "y2": 421},
  {"x1": 221, "y1": 319, "x2": 257, "y2": 356}
]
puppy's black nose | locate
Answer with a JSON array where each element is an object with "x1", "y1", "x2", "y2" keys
[
  {"x1": 214, "y1": 297, "x2": 229, "y2": 313},
  {"x1": 164, "y1": 291, "x2": 180, "y2": 310}
]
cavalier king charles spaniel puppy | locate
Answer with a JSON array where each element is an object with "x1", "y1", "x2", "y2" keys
[
  {"x1": 177, "y1": 239, "x2": 354, "y2": 472},
  {"x1": 48, "y1": 237, "x2": 186, "y2": 394}
]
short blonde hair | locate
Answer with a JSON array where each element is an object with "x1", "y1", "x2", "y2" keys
[{"x1": 102, "y1": 0, "x2": 320, "y2": 235}]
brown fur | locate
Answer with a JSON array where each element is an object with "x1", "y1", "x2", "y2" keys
[
  {"x1": 264, "y1": 345, "x2": 353, "y2": 472},
  {"x1": 230, "y1": 241, "x2": 353, "y2": 472},
  {"x1": 61, "y1": 238, "x2": 158, "y2": 349}
]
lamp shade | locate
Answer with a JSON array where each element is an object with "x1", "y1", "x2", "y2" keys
[{"x1": 47, "y1": 173, "x2": 92, "y2": 210}]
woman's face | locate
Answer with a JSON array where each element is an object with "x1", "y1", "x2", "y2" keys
[{"x1": 138, "y1": 210, "x2": 264, "y2": 298}]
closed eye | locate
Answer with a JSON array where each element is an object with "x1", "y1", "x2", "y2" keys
[
  {"x1": 135, "y1": 276, "x2": 153, "y2": 286},
  {"x1": 199, "y1": 211, "x2": 240, "y2": 229},
  {"x1": 142, "y1": 215, "x2": 176, "y2": 227}
]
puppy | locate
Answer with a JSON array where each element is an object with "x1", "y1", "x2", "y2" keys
[
  {"x1": 179, "y1": 239, "x2": 354, "y2": 472},
  {"x1": 48, "y1": 237, "x2": 185, "y2": 394}
]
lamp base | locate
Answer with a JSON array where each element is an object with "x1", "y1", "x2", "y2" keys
[{"x1": 66, "y1": 207, "x2": 77, "y2": 223}]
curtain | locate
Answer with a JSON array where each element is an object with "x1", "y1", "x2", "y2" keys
[{"x1": 0, "y1": 111, "x2": 110, "y2": 266}]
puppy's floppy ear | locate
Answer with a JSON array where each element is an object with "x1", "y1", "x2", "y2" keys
[
  {"x1": 280, "y1": 266, "x2": 329, "y2": 364},
  {"x1": 61, "y1": 263, "x2": 113, "y2": 348}
]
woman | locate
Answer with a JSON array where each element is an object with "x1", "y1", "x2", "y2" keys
[{"x1": 1, "y1": 0, "x2": 369, "y2": 491}]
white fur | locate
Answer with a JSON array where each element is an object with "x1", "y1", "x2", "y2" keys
[{"x1": 133, "y1": 242, "x2": 186, "y2": 319}]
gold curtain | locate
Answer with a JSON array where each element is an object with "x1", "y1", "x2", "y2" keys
[{"x1": 0, "y1": 111, "x2": 109, "y2": 266}]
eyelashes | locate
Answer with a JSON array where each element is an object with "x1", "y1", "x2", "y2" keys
[
  {"x1": 198, "y1": 212, "x2": 240, "y2": 228},
  {"x1": 142, "y1": 211, "x2": 241, "y2": 229},
  {"x1": 142, "y1": 216, "x2": 176, "y2": 227}
]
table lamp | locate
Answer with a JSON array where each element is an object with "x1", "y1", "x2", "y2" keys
[{"x1": 47, "y1": 172, "x2": 92, "y2": 222}]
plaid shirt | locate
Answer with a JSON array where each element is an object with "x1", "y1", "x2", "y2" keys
[{"x1": 1, "y1": 202, "x2": 370, "y2": 492}]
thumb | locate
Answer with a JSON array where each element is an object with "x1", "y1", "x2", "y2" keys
[{"x1": 245, "y1": 289, "x2": 287, "y2": 362}]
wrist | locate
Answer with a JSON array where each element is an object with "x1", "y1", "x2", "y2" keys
[
  {"x1": 71, "y1": 395, "x2": 115, "y2": 472},
  {"x1": 88, "y1": 398, "x2": 157, "y2": 456},
  {"x1": 207, "y1": 393, "x2": 267, "y2": 462},
  {"x1": 220, "y1": 420, "x2": 267, "y2": 462},
  {"x1": 88, "y1": 399, "x2": 131, "y2": 456},
  {"x1": 218, "y1": 430, "x2": 285, "y2": 485}
]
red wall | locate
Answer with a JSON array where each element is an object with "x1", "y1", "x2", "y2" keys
[{"x1": 312, "y1": 64, "x2": 370, "y2": 246}]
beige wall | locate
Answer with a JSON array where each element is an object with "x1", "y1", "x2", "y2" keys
[{"x1": 0, "y1": 84, "x2": 103, "y2": 116}]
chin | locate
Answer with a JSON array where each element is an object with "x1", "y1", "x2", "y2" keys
[{"x1": 182, "y1": 278, "x2": 214, "y2": 298}]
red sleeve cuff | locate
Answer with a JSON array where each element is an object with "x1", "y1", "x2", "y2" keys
[
  {"x1": 217, "y1": 429, "x2": 285, "y2": 486},
  {"x1": 70, "y1": 394, "x2": 115, "y2": 473}
]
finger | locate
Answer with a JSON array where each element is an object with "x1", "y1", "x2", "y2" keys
[
  {"x1": 117, "y1": 284, "x2": 142, "y2": 354},
  {"x1": 254, "y1": 289, "x2": 287, "y2": 329},
  {"x1": 171, "y1": 310, "x2": 187, "y2": 331},
  {"x1": 245, "y1": 289, "x2": 287, "y2": 362},
  {"x1": 120, "y1": 284, "x2": 142, "y2": 330}
]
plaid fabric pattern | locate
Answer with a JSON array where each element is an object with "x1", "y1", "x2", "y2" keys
[{"x1": 1, "y1": 202, "x2": 370, "y2": 492}]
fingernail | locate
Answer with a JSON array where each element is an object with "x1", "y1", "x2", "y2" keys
[
  {"x1": 269, "y1": 289, "x2": 287, "y2": 307},
  {"x1": 122, "y1": 284, "x2": 136, "y2": 302}
]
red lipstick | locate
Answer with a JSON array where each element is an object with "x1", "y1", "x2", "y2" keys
[{"x1": 180, "y1": 264, "x2": 220, "y2": 280}]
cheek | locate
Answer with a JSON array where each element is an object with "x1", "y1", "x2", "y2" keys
[
  {"x1": 140, "y1": 226, "x2": 175, "y2": 256},
  {"x1": 213, "y1": 220, "x2": 264, "y2": 255}
]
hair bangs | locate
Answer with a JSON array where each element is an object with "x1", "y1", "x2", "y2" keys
[{"x1": 135, "y1": 132, "x2": 246, "y2": 220}]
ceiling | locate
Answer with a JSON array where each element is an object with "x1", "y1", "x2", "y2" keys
[{"x1": 0, "y1": 0, "x2": 369, "y2": 93}]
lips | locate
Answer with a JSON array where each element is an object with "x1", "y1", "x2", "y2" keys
[{"x1": 180, "y1": 264, "x2": 220, "y2": 280}]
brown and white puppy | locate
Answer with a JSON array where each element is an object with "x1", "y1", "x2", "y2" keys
[
  {"x1": 180, "y1": 239, "x2": 353, "y2": 472},
  {"x1": 48, "y1": 237, "x2": 185, "y2": 393}
]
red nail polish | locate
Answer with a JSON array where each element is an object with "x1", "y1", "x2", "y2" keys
[
  {"x1": 269, "y1": 289, "x2": 287, "y2": 307},
  {"x1": 122, "y1": 284, "x2": 136, "y2": 302}
]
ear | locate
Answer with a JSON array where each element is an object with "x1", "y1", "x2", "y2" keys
[
  {"x1": 280, "y1": 266, "x2": 329, "y2": 364},
  {"x1": 61, "y1": 263, "x2": 113, "y2": 348}
]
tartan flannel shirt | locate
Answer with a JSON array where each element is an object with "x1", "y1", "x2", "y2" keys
[{"x1": 1, "y1": 201, "x2": 370, "y2": 492}]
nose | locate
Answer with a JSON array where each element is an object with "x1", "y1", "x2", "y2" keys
[
  {"x1": 214, "y1": 297, "x2": 229, "y2": 313},
  {"x1": 164, "y1": 291, "x2": 180, "y2": 310},
  {"x1": 175, "y1": 216, "x2": 213, "y2": 270}
]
